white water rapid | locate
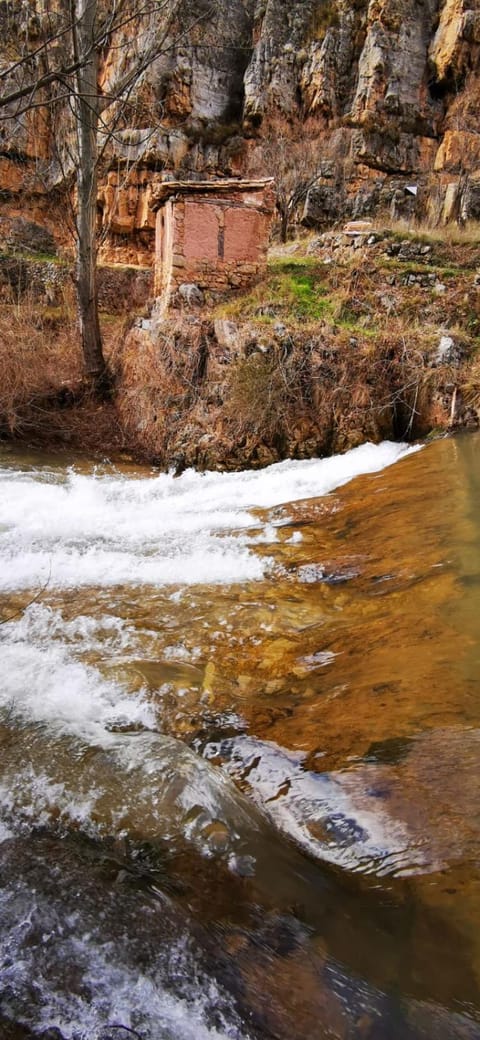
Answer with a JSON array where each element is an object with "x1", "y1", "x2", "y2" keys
[
  {"x1": 0, "y1": 441, "x2": 417, "y2": 591},
  {"x1": 1, "y1": 440, "x2": 432, "y2": 1040}
]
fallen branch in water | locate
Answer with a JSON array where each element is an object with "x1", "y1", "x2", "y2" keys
[
  {"x1": 100, "y1": 1027, "x2": 145, "y2": 1040},
  {"x1": 0, "y1": 564, "x2": 51, "y2": 625}
]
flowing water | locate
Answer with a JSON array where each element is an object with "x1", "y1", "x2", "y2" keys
[{"x1": 1, "y1": 434, "x2": 480, "y2": 1040}]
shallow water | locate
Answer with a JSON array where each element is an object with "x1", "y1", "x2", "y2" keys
[{"x1": 1, "y1": 435, "x2": 480, "y2": 1039}]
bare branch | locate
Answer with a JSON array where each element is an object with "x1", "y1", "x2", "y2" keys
[
  {"x1": 0, "y1": 565, "x2": 52, "y2": 627},
  {"x1": 100, "y1": 1027, "x2": 145, "y2": 1040},
  {"x1": 0, "y1": 0, "x2": 214, "y2": 393}
]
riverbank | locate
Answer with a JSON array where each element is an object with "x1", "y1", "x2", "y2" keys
[{"x1": 1, "y1": 225, "x2": 479, "y2": 468}]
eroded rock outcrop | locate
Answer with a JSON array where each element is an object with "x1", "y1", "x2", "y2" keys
[{"x1": 1, "y1": 0, "x2": 480, "y2": 258}]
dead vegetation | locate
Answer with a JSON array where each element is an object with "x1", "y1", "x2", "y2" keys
[
  {"x1": 0, "y1": 288, "x2": 126, "y2": 454},
  {"x1": 0, "y1": 295, "x2": 83, "y2": 437},
  {"x1": 1, "y1": 227, "x2": 480, "y2": 468},
  {"x1": 113, "y1": 305, "x2": 463, "y2": 471},
  {"x1": 114, "y1": 318, "x2": 211, "y2": 464},
  {"x1": 381, "y1": 216, "x2": 480, "y2": 249}
]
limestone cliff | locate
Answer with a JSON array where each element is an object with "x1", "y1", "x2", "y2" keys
[{"x1": 1, "y1": 0, "x2": 480, "y2": 260}]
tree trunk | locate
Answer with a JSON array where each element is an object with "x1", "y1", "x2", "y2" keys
[
  {"x1": 280, "y1": 207, "x2": 289, "y2": 244},
  {"x1": 73, "y1": 0, "x2": 108, "y2": 395}
]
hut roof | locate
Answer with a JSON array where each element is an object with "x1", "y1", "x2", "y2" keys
[{"x1": 151, "y1": 178, "x2": 274, "y2": 211}]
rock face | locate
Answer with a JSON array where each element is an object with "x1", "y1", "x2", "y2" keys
[{"x1": 1, "y1": 0, "x2": 480, "y2": 258}]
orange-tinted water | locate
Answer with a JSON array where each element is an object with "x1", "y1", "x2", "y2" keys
[{"x1": 1, "y1": 435, "x2": 480, "y2": 1038}]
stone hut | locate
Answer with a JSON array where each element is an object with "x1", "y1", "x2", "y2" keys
[{"x1": 151, "y1": 178, "x2": 275, "y2": 309}]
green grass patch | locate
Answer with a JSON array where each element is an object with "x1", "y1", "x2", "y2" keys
[
  {"x1": 214, "y1": 256, "x2": 388, "y2": 337},
  {"x1": 268, "y1": 254, "x2": 319, "y2": 270},
  {"x1": 216, "y1": 261, "x2": 335, "y2": 325},
  {"x1": 380, "y1": 258, "x2": 475, "y2": 278},
  {"x1": 0, "y1": 250, "x2": 65, "y2": 265},
  {"x1": 335, "y1": 312, "x2": 379, "y2": 337},
  {"x1": 271, "y1": 268, "x2": 333, "y2": 320}
]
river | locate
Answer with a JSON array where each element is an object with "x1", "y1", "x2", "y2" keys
[{"x1": 1, "y1": 434, "x2": 480, "y2": 1040}]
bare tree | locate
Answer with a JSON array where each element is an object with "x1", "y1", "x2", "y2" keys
[
  {"x1": 260, "y1": 119, "x2": 323, "y2": 242},
  {"x1": 0, "y1": 0, "x2": 209, "y2": 394}
]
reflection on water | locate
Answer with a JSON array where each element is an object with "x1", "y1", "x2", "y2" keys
[{"x1": 1, "y1": 435, "x2": 480, "y2": 1038}]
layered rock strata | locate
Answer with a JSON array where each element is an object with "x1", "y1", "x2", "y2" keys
[{"x1": 0, "y1": 0, "x2": 480, "y2": 260}]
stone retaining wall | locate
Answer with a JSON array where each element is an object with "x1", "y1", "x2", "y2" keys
[{"x1": 0, "y1": 256, "x2": 153, "y2": 313}]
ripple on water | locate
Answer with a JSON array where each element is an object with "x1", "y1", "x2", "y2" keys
[{"x1": 3, "y1": 436, "x2": 480, "y2": 1038}]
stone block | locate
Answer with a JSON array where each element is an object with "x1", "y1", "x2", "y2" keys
[
  {"x1": 178, "y1": 283, "x2": 204, "y2": 306},
  {"x1": 214, "y1": 319, "x2": 240, "y2": 350}
]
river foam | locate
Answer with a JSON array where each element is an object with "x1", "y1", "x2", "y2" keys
[
  {"x1": 0, "y1": 868, "x2": 251, "y2": 1040},
  {"x1": 0, "y1": 441, "x2": 418, "y2": 591},
  {"x1": 0, "y1": 439, "x2": 425, "y2": 1039}
]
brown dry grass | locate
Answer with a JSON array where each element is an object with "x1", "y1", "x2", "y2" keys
[
  {"x1": 114, "y1": 313, "x2": 419, "y2": 468},
  {"x1": 224, "y1": 353, "x2": 299, "y2": 442},
  {"x1": 0, "y1": 293, "x2": 127, "y2": 455},
  {"x1": 3, "y1": 240, "x2": 477, "y2": 469},
  {"x1": 0, "y1": 297, "x2": 83, "y2": 435},
  {"x1": 460, "y1": 355, "x2": 480, "y2": 413},
  {"x1": 114, "y1": 318, "x2": 209, "y2": 462},
  {"x1": 376, "y1": 216, "x2": 480, "y2": 246}
]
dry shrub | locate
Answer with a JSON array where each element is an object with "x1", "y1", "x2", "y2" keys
[
  {"x1": 378, "y1": 216, "x2": 480, "y2": 246},
  {"x1": 0, "y1": 296, "x2": 83, "y2": 435},
  {"x1": 221, "y1": 340, "x2": 340, "y2": 457},
  {"x1": 460, "y1": 356, "x2": 480, "y2": 415},
  {"x1": 315, "y1": 340, "x2": 396, "y2": 449},
  {"x1": 370, "y1": 323, "x2": 470, "y2": 439},
  {"x1": 222, "y1": 338, "x2": 395, "y2": 457},
  {"x1": 116, "y1": 317, "x2": 407, "y2": 467},
  {"x1": 224, "y1": 353, "x2": 291, "y2": 441},
  {"x1": 115, "y1": 318, "x2": 208, "y2": 461}
]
